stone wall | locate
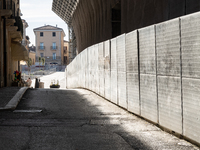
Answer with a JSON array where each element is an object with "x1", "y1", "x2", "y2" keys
[{"x1": 66, "y1": 12, "x2": 200, "y2": 145}]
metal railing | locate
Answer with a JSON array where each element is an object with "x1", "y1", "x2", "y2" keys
[
  {"x1": 51, "y1": 46, "x2": 58, "y2": 50},
  {"x1": 21, "y1": 67, "x2": 57, "y2": 81},
  {"x1": 6, "y1": 1, "x2": 15, "y2": 16},
  {"x1": 38, "y1": 46, "x2": 45, "y2": 50},
  {"x1": 0, "y1": 1, "x2": 23, "y2": 35},
  {"x1": 14, "y1": 16, "x2": 23, "y2": 35}
]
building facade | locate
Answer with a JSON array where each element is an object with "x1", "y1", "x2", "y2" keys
[
  {"x1": 33, "y1": 25, "x2": 65, "y2": 65},
  {"x1": 0, "y1": 0, "x2": 28, "y2": 87}
]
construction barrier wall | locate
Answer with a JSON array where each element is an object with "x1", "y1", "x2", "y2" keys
[{"x1": 66, "y1": 12, "x2": 200, "y2": 145}]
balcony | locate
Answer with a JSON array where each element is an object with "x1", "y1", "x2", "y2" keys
[
  {"x1": 0, "y1": 1, "x2": 23, "y2": 40},
  {"x1": 0, "y1": 1, "x2": 12, "y2": 17},
  {"x1": 14, "y1": 16, "x2": 23, "y2": 36},
  {"x1": 51, "y1": 46, "x2": 58, "y2": 50},
  {"x1": 0, "y1": 1, "x2": 17, "y2": 17},
  {"x1": 7, "y1": 16, "x2": 23, "y2": 41},
  {"x1": 38, "y1": 46, "x2": 45, "y2": 50}
]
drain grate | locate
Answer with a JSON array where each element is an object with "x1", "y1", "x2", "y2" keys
[{"x1": 13, "y1": 110, "x2": 42, "y2": 113}]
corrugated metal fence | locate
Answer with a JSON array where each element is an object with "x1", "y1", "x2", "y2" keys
[{"x1": 66, "y1": 12, "x2": 200, "y2": 145}]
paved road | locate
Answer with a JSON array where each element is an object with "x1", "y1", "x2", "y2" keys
[{"x1": 0, "y1": 88, "x2": 199, "y2": 150}]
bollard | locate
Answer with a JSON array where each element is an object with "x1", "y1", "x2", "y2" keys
[
  {"x1": 39, "y1": 82, "x2": 44, "y2": 88},
  {"x1": 35, "y1": 78, "x2": 39, "y2": 88}
]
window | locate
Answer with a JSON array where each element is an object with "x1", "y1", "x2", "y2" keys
[
  {"x1": 53, "y1": 53, "x2": 56, "y2": 60},
  {"x1": 52, "y1": 42, "x2": 56, "y2": 49},
  {"x1": 40, "y1": 32, "x2": 43, "y2": 37},
  {"x1": 40, "y1": 53, "x2": 44, "y2": 57},
  {"x1": 52, "y1": 32, "x2": 56, "y2": 37},
  {"x1": 64, "y1": 46, "x2": 67, "y2": 54},
  {"x1": 40, "y1": 42, "x2": 44, "y2": 49}
]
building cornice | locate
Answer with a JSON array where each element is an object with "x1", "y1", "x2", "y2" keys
[{"x1": 34, "y1": 29, "x2": 63, "y2": 32}]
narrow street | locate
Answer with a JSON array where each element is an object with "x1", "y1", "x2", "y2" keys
[
  {"x1": 1, "y1": 0, "x2": 200, "y2": 149},
  {"x1": 0, "y1": 88, "x2": 199, "y2": 150}
]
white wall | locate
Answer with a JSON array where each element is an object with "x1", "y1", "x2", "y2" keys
[{"x1": 66, "y1": 11, "x2": 200, "y2": 145}]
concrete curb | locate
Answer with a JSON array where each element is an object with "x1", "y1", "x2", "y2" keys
[{"x1": 0, "y1": 87, "x2": 29, "y2": 110}]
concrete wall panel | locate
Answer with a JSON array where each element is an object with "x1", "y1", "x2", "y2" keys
[
  {"x1": 104, "y1": 70, "x2": 111, "y2": 100},
  {"x1": 158, "y1": 76, "x2": 182, "y2": 134},
  {"x1": 127, "y1": 73, "x2": 140, "y2": 115},
  {"x1": 116, "y1": 34, "x2": 127, "y2": 109},
  {"x1": 111, "y1": 38, "x2": 117, "y2": 71},
  {"x1": 85, "y1": 48, "x2": 89, "y2": 89},
  {"x1": 140, "y1": 74, "x2": 157, "y2": 123},
  {"x1": 118, "y1": 72, "x2": 127, "y2": 109},
  {"x1": 80, "y1": 51, "x2": 85, "y2": 88},
  {"x1": 99, "y1": 70, "x2": 105, "y2": 97},
  {"x1": 111, "y1": 71, "x2": 118, "y2": 104},
  {"x1": 77, "y1": 55, "x2": 81, "y2": 88},
  {"x1": 98, "y1": 42, "x2": 104, "y2": 97},
  {"x1": 139, "y1": 25, "x2": 156, "y2": 75},
  {"x1": 88, "y1": 46, "x2": 92, "y2": 90},
  {"x1": 125, "y1": 30, "x2": 140, "y2": 114},
  {"x1": 156, "y1": 18, "x2": 180, "y2": 76},
  {"x1": 98, "y1": 42, "x2": 104, "y2": 71},
  {"x1": 90, "y1": 46, "x2": 95, "y2": 92},
  {"x1": 104, "y1": 40, "x2": 110, "y2": 70},
  {"x1": 183, "y1": 78, "x2": 200, "y2": 144},
  {"x1": 94, "y1": 44, "x2": 99, "y2": 94},
  {"x1": 104, "y1": 40, "x2": 111, "y2": 100},
  {"x1": 181, "y1": 12, "x2": 200, "y2": 78},
  {"x1": 78, "y1": 55, "x2": 82, "y2": 87},
  {"x1": 111, "y1": 38, "x2": 118, "y2": 104},
  {"x1": 126, "y1": 30, "x2": 138, "y2": 73},
  {"x1": 116, "y1": 34, "x2": 126, "y2": 73}
]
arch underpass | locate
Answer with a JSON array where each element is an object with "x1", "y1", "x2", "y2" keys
[{"x1": 53, "y1": 0, "x2": 200, "y2": 53}]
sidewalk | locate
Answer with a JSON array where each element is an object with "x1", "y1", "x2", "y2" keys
[
  {"x1": 0, "y1": 72, "x2": 65, "y2": 110},
  {"x1": 0, "y1": 87, "x2": 28, "y2": 110}
]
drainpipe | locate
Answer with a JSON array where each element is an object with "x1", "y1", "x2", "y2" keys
[{"x1": 3, "y1": 0, "x2": 7, "y2": 86}]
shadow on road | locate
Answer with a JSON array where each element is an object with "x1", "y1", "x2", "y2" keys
[{"x1": 0, "y1": 88, "x2": 197, "y2": 150}]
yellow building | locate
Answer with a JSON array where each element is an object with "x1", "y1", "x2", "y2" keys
[
  {"x1": 0, "y1": 0, "x2": 28, "y2": 87},
  {"x1": 63, "y1": 40, "x2": 69, "y2": 65},
  {"x1": 33, "y1": 25, "x2": 65, "y2": 65}
]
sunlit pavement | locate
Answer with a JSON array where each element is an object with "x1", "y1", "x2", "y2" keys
[{"x1": 30, "y1": 71, "x2": 66, "y2": 89}]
